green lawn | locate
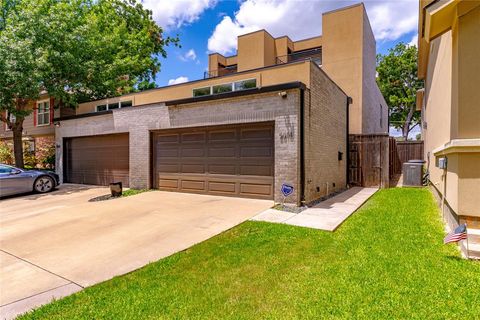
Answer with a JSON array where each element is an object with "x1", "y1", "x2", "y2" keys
[
  {"x1": 21, "y1": 188, "x2": 480, "y2": 319},
  {"x1": 121, "y1": 188, "x2": 150, "y2": 197}
]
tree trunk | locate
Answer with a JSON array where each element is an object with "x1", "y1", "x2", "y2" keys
[
  {"x1": 402, "y1": 105, "x2": 415, "y2": 141},
  {"x1": 12, "y1": 121, "x2": 24, "y2": 168}
]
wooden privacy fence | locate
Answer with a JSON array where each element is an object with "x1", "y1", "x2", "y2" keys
[
  {"x1": 389, "y1": 139, "x2": 424, "y2": 178},
  {"x1": 349, "y1": 136, "x2": 424, "y2": 187},
  {"x1": 348, "y1": 134, "x2": 389, "y2": 188},
  {"x1": 396, "y1": 141, "x2": 424, "y2": 163},
  {"x1": 389, "y1": 137, "x2": 402, "y2": 178}
]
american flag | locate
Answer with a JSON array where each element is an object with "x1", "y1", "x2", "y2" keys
[{"x1": 444, "y1": 223, "x2": 468, "y2": 244}]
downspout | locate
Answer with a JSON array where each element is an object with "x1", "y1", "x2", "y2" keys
[
  {"x1": 346, "y1": 96, "x2": 352, "y2": 187},
  {"x1": 299, "y1": 88, "x2": 305, "y2": 206}
]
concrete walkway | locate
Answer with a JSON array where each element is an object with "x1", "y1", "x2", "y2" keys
[
  {"x1": 251, "y1": 187, "x2": 378, "y2": 231},
  {"x1": 0, "y1": 185, "x2": 272, "y2": 319}
]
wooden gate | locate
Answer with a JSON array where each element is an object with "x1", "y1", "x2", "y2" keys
[{"x1": 348, "y1": 134, "x2": 389, "y2": 188}]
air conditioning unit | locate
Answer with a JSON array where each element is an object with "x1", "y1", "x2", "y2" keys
[{"x1": 403, "y1": 160, "x2": 425, "y2": 186}]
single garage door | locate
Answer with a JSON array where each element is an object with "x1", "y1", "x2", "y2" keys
[
  {"x1": 64, "y1": 133, "x2": 129, "y2": 187},
  {"x1": 153, "y1": 122, "x2": 274, "y2": 199}
]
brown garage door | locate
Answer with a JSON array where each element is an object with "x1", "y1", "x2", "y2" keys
[
  {"x1": 153, "y1": 122, "x2": 274, "y2": 199},
  {"x1": 64, "y1": 133, "x2": 129, "y2": 187}
]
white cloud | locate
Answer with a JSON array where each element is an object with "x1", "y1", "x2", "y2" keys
[
  {"x1": 180, "y1": 49, "x2": 197, "y2": 62},
  {"x1": 208, "y1": 0, "x2": 419, "y2": 55},
  {"x1": 168, "y1": 76, "x2": 189, "y2": 85},
  {"x1": 142, "y1": 0, "x2": 217, "y2": 29},
  {"x1": 408, "y1": 34, "x2": 418, "y2": 47}
]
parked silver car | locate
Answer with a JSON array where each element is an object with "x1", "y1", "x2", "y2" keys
[{"x1": 0, "y1": 164, "x2": 60, "y2": 197}]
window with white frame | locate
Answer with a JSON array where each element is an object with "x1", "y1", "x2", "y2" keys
[
  {"x1": 37, "y1": 101, "x2": 50, "y2": 126},
  {"x1": 192, "y1": 79, "x2": 257, "y2": 97},
  {"x1": 95, "y1": 100, "x2": 132, "y2": 112}
]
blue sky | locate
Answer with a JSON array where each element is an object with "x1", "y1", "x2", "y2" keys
[
  {"x1": 142, "y1": 0, "x2": 419, "y2": 137},
  {"x1": 144, "y1": 0, "x2": 419, "y2": 87}
]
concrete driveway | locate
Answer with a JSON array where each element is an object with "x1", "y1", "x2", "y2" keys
[{"x1": 0, "y1": 184, "x2": 272, "y2": 319}]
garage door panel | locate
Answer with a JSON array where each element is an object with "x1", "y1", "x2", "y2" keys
[
  {"x1": 208, "y1": 164, "x2": 236, "y2": 175},
  {"x1": 181, "y1": 180, "x2": 206, "y2": 191},
  {"x1": 209, "y1": 130, "x2": 237, "y2": 142},
  {"x1": 158, "y1": 178, "x2": 178, "y2": 189},
  {"x1": 239, "y1": 165, "x2": 273, "y2": 176},
  {"x1": 181, "y1": 164, "x2": 205, "y2": 174},
  {"x1": 240, "y1": 127, "x2": 273, "y2": 140},
  {"x1": 153, "y1": 122, "x2": 273, "y2": 200},
  {"x1": 240, "y1": 146, "x2": 273, "y2": 157},
  {"x1": 208, "y1": 147, "x2": 236, "y2": 157},
  {"x1": 157, "y1": 163, "x2": 179, "y2": 173},
  {"x1": 208, "y1": 181, "x2": 236, "y2": 194},
  {"x1": 240, "y1": 183, "x2": 272, "y2": 196},
  {"x1": 157, "y1": 148, "x2": 179, "y2": 158},
  {"x1": 156, "y1": 134, "x2": 179, "y2": 144},
  {"x1": 181, "y1": 132, "x2": 206, "y2": 143},
  {"x1": 64, "y1": 134, "x2": 129, "y2": 187},
  {"x1": 181, "y1": 147, "x2": 205, "y2": 157}
]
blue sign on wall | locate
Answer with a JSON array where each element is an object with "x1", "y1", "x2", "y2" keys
[{"x1": 281, "y1": 183, "x2": 294, "y2": 197}]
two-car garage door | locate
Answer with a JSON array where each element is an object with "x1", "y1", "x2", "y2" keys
[{"x1": 152, "y1": 122, "x2": 274, "y2": 199}]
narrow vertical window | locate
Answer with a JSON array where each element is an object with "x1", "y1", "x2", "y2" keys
[
  {"x1": 37, "y1": 101, "x2": 50, "y2": 126},
  {"x1": 379, "y1": 104, "x2": 383, "y2": 128}
]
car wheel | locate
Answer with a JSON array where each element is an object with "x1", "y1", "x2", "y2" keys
[{"x1": 34, "y1": 176, "x2": 54, "y2": 193}]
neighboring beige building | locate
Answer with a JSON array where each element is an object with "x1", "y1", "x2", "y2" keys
[
  {"x1": 54, "y1": 3, "x2": 387, "y2": 205},
  {"x1": 417, "y1": 0, "x2": 480, "y2": 258},
  {"x1": 75, "y1": 3, "x2": 388, "y2": 135}
]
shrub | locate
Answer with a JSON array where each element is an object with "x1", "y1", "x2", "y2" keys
[
  {"x1": 35, "y1": 137, "x2": 55, "y2": 169},
  {"x1": 0, "y1": 141, "x2": 14, "y2": 164}
]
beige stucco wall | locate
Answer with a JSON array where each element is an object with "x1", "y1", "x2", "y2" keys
[
  {"x1": 452, "y1": 4, "x2": 480, "y2": 140},
  {"x1": 422, "y1": 31, "x2": 458, "y2": 212},
  {"x1": 237, "y1": 31, "x2": 277, "y2": 72},
  {"x1": 322, "y1": 5, "x2": 362, "y2": 134},
  {"x1": 274, "y1": 36, "x2": 294, "y2": 58},
  {"x1": 322, "y1": 3, "x2": 385, "y2": 135},
  {"x1": 293, "y1": 36, "x2": 322, "y2": 52},
  {"x1": 423, "y1": 32, "x2": 453, "y2": 187},
  {"x1": 421, "y1": 3, "x2": 480, "y2": 219},
  {"x1": 361, "y1": 10, "x2": 388, "y2": 134},
  {"x1": 76, "y1": 62, "x2": 311, "y2": 115},
  {"x1": 303, "y1": 63, "x2": 347, "y2": 203},
  {"x1": 457, "y1": 152, "x2": 480, "y2": 215}
]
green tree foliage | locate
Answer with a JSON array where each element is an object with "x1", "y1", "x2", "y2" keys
[
  {"x1": 377, "y1": 43, "x2": 423, "y2": 140},
  {"x1": 0, "y1": 0, "x2": 176, "y2": 167}
]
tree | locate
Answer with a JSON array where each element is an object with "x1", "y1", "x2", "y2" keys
[
  {"x1": 376, "y1": 43, "x2": 423, "y2": 140},
  {"x1": 0, "y1": 0, "x2": 176, "y2": 167}
]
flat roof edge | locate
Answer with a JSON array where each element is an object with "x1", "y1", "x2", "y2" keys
[
  {"x1": 54, "y1": 82, "x2": 306, "y2": 122},
  {"x1": 322, "y1": 2, "x2": 363, "y2": 16},
  {"x1": 165, "y1": 82, "x2": 306, "y2": 106}
]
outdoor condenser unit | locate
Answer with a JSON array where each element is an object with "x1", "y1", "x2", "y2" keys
[{"x1": 403, "y1": 160, "x2": 425, "y2": 187}]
